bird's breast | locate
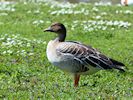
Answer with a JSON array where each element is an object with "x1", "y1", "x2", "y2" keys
[{"x1": 46, "y1": 40, "x2": 61, "y2": 63}]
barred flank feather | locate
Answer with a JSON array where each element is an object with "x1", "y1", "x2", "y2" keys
[{"x1": 57, "y1": 41, "x2": 125, "y2": 72}]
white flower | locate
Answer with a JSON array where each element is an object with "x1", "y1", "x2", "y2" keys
[
  {"x1": 94, "y1": 2, "x2": 111, "y2": 6},
  {"x1": 17, "y1": 51, "x2": 20, "y2": 53},
  {"x1": 10, "y1": 40, "x2": 16, "y2": 45},
  {"x1": 17, "y1": 41, "x2": 22, "y2": 46},
  {"x1": 0, "y1": 1, "x2": 15, "y2": 11},
  {"x1": 34, "y1": 10, "x2": 40, "y2": 14},
  {"x1": 50, "y1": 8, "x2": 89, "y2": 15},
  {"x1": 88, "y1": 28, "x2": 94, "y2": 32},
  {"x1": 21, "y1": 50, "x2": 25, "y2": 52},
  {"x1": 106, "y1": 21, "x2": 113, "y2": 26},
  {"x1": 27, "y1": 43, "x2": 31, "y2": 47},
  {"x1": 21, "y1": 50, "x2": 26, "y2": 56},
  {"x1": 111, "y1": 28, "x2": 115, "y2": 30},
  {"x1": 27, "y1": 10, "x2": 31, "y2": 13},
  {"x1": 7, "y1": 50, "x2": 13, "y2": 54},
  {"x1": 102, "y1": 27, "x2": 107, "y2": 30},
  {"x1": 115, "y1": 10, "x2": 133, "y2": 14},
  {"x1": 24, "y1": 2, "x2": 27, "y2": 5},
  {"x1": 7, "y1": 38, "x2": 12, "y2": 41},
  {"x1": 50, "y1": 11, "x2": 57, "y2": 15},
  {"x1": 0, "y1": 37, "x2": 4, "y2": 41},
  {"x1": 32, "y1": 20, "x2": 44, "y2": 25},
  {"x1": 11, "y1": 8, "x2": 15, "y2": 12},
  {"x1": 39, "y1": 20, "x2": 44, "y2": 23},
  {"x1": 115, "y1": 10, "x2": 119, "y2": 14},
  {"x1": 92, "y1": 7, "x2": 99, "y2": 12},
  {"x1": 124, "y1": 10, "x2": 133, "y2": 14},
  {"x1": 28, "y1": 53, "x2": 34, "y2": 56},
  {"x1": 101, "y1": 12, "x2": 107, "y2": 15},
  {"x1": 113, "y1": 21, "x2": 119, "y2": 25},
  {"x1": 95, "y1": 16, "x2": 101, "y2": 19},
  {"x1": 72, "y1": 19, "x2": 131, "y2": 32},
  {"x1": 0, "y1": 13, "x2": 8, "y2": 16},
  {"x1": 2, "y1": 51, "x2": 7, "y2": 54}
]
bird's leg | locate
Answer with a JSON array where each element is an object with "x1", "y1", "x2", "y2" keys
[{"x1": 74, "y1": 74, "x2": 80, "y2": 87}]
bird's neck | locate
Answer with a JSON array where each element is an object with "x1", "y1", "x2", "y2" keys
[{"x1": 57, "y1": 33, "x2": 66, "y2": 42}]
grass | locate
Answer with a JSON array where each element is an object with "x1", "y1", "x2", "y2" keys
[{"x1": 0, "y1": 1, "x2": 133, "y2": 99}]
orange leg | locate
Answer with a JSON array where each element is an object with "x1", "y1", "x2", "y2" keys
[{"x1": 74, "y1": 74, "x2": 80, "y2": 87}]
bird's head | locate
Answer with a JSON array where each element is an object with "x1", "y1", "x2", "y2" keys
[{"x1": 44, "y1": 22, "x2": 66, "y2": 35}]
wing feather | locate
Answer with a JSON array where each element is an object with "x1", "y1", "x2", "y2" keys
[{"x1": 56, "y1": 41, "x2": 124, "y2": 71}]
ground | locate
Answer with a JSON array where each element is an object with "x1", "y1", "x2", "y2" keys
[{"x1": 0, "y1": 1, "x2": 133, "y2": 99}]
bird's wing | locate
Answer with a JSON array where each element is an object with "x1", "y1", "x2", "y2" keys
[{"x1": 56, "y1": 41, "x2": 124, "y2": 71}]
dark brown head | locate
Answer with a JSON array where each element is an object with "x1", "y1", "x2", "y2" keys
[
  {"x1": 44, "y1": 22, "x2": 66, "y2": 42},
  {"x1": 44, "y1": 22, "x2": 66, "y2": 34}
]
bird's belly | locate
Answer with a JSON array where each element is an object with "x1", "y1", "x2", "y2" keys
[
  {"x1": 52, "y1": 60, "x2": 77, "y2": 73},
  {"x1": 52, "y1": 60, "x2": 100, "y2": 75}
]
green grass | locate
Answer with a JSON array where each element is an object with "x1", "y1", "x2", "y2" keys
[{"x1": 0, "y1": 1, "x2": 133, "y2": 99}]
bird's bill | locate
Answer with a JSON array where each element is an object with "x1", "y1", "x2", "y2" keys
[{"x1": 44, "y1": 27, "x2": 53, "y2": 32}]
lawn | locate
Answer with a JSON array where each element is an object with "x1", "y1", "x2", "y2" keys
[{"x1": 0, "y1": 1, "x2": 133, "y2": 99}]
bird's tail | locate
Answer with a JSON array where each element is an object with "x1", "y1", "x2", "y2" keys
[{"x1": 110, "y1": 58, "x2": 125, "y2": 72}]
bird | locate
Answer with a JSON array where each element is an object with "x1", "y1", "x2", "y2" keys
[{"x1": 44, "y1": 22, "x2": 125, "y2": 87}]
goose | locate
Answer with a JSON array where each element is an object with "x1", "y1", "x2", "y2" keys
[{"x1": 44, "y1": 22, "x2": 125, "y2": 87}]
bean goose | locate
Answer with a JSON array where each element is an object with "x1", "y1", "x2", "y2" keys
[{"x1": 44, "y1": 22, "x2": 125, "y2": 87}]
